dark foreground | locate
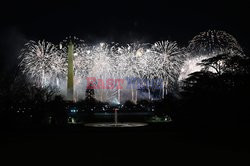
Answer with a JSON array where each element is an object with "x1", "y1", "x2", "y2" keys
[{"x1": 1, "y1": 125, "x2": 250, "y2": 165}]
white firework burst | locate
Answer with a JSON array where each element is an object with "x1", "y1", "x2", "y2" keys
[
  {"x1": 188, "y1": 30, "x2": 244, "y2": 56},
  {"x1": 151, "y1": 41, "x2": 184, "y2": 92},
  {"x1": 19, "y1": 40, "x2": 63, "y2": 88}
]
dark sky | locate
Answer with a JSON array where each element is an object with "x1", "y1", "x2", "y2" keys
[{"x1": 0, "y1": 0, "x2": 249, "y2": 72}]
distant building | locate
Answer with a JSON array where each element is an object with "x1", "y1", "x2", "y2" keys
[{"x1": 86, "y1": 83, "x2": 95, "y2": 99}]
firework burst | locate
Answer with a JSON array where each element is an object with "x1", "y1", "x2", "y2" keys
[
  {"x1": 188, "y1": 30, "x2": 244, "y2": 56},
  {"x1": 19, "y1": 40, "x2": 64, "y2": 88}
]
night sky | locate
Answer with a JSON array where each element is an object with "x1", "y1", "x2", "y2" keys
[{"x1": 0, "y1": 0, "x2": 249, "y2": 72}]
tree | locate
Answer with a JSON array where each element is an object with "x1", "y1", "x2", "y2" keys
[
  {"x1": 198, "y1": 54, "x2": 228, "y2": 75},
  {"x1": 179, "y1": 53, "x2": 250, "y2": 129}
]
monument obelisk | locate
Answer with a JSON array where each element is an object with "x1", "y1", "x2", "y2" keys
[{"x1": 67, "y1": 41, "x2": 74, "y2": 101}]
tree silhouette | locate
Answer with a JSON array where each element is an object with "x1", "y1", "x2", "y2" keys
[{"x1": 179, "y1": 53, "x2": 250, "y2": 129}]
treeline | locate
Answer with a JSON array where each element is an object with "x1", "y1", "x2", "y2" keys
[{"x1": 176, "y1": 53, "x2": 250, "y2": 129}]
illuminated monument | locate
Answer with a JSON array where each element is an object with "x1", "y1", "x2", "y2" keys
[{"x1": 67, "y1": 41, "x2": 74, "y2": 101}]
